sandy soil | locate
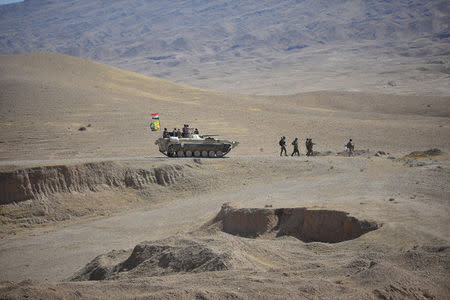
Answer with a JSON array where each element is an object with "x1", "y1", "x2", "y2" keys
[
  {"x1": 1, "y1": 154, "x2": 449, "y2": 299},
  {"x1": 0, "y1": 53, "x2": 449, "y2": 299},
  {"x1": 1, "y1": 53, "x2": 449, "y2": 162}
]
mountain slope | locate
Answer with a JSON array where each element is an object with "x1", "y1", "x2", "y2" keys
[
  {"x1": 0, "y1": 0, "x2": 449, "y2": 95},
  {"x1": 1, "y1": 1, "x2": 447, "y2": 54}
]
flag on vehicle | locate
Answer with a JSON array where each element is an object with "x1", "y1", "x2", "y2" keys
[
  {"x1": 151, "y1": 113, "x2": 159, "y2": 119},
  {"x1": 150, "y1": 119, "x2": 160, "y2": 131}
]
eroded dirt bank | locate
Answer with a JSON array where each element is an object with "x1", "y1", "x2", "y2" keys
[
  {"x1": 0, "y1": 160, "x2": 196, "y2": 235},
  {"x1": 0, "y1": 157, "x2": 331, "y2": 236},
  {"x1": 208, "y1": 203, "x2": 379, "y2": 243},
  {"x1": 3, "y1": 200, "x2": 448, "y2": 299},
  {"x1": 70, "y1": 203, "x2": 379, "y2": 282},
  {"x1": 0, "y1": 161, "x2": 185, "y2": 205},
  {"x1": 0, "y1": 155, "x2": 448, "y2": 299}
]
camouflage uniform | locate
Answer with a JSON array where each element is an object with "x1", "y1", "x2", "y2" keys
[
  {"x1": 291, "y1": 138, "x2": 300, "y2": 156},
  {"x1": 346, "y1": 139, "x2": 354, "y2": 156},
  {"x1": 279, "y1": 136, "x2": 287, "y2": 156},
  {"x1": 306, "y1": 138, "x2": 315, "y2": 156}
]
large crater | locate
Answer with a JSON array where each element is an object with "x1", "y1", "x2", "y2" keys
[{"x1": 208, "y1": 203, "x2": 379, "y2": 243}]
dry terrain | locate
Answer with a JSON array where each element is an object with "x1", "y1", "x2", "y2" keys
[
  {"x1": 1, "y1": 0, "x2": 449, "y2": 96},
  {"x1": 0, "y1": 53, "x2": 449, "y2": 299},
  {"x1": 1, "y1": 53, "x2": 449, "y2": 161}
]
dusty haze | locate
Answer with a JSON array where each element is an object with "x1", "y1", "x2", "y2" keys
[
  {"x1": 0, "y1": 0, "x2": 449, "y2": 95},
  {"x1": 0, "y1": 1, "x2": 449, "y2": 299}
]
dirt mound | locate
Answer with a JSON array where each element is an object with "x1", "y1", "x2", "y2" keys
[
  {"x1": 336, "y1": 149, "x2": 369, "y2": 157},
  {"x1": 69, "y1": 249, "x2": 130, "y2": 281},
  {"x1": 374, "y1": 151, "x2": 389, "y2": 156},
  {"x1": 70, "y1": 238, "x2": 232, "y2": 281},
  {"x1": 311, "y1": 151, "x2": 334, "y2": 156},
  {"x1": 352, "y1": 245, "x2": 450, "y2": 300},
  {"x1": 210, "y1": 205, "x2": 279, "y2": 238},
  {"x1": 404, "y1": 148, "x2": 444, "y2": 158},
  {"x1": 0, "y1": 162, "x2": 186, "y2": 205},
  {"x1": 208, "y1": 203, "x2": 379, "y2": 243}
]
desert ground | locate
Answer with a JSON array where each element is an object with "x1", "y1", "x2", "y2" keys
[{"x1": 0, "y1": 53, "x2": 449, "y2": 299}]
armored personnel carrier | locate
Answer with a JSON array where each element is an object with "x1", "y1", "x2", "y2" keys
[{"x1": 155, "y1": 133, "x2": 239, "y2": 158}]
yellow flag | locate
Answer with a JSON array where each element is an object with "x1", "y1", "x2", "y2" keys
[{"x1": 150, "y1": 119, "x2": 160, "y2": 131}]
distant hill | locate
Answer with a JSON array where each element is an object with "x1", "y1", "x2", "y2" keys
[
  {"x1": 1, "y1": 52, "x2": 449, "y2": 161},
  {"x1": 0, "y1": 0, "x2": 449, "y2": 95}
]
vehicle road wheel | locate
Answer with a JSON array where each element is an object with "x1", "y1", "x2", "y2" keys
[
  {"x1": 216, "y1": 150, "x2": 223, "y2": 157},
  {"x1": 167, "y1": 146, "x2": 174, "y2": 157},
  {"x1": 208, "y1": 150, "x2": 216, "y2": 157},
  {"x1": 194, "y1": 150, "x2": 201, "y2": 157},
  {"x1": 201, "y1": 150, "x2": 208, "y2": 157},
  {"x1": 177, "y1": 150, "x2": 184, "y2": 157},
  {"x1": 185, "y1": 150, "x2": 192, "y2": 157}
]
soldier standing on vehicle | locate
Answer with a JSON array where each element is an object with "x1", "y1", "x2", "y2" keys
[
  {"x1": 291, "y1": 138, "x2": 300, "y2": 156},
  {"x1": 163, "y1": 128, "x2": 169, "y2": 138},
  {"x1": 177, "y1": 128, "x2": 182, "y2": 138},
  {"x1": 182, "y1": 124, "x2": 188, "y2": 137},
  {"x1": 346, "y1": 139, "x2": 354, "y2": 156},
  {"x1": 171, "y1": 128, "x2": 177, "y2": 137},
  {"x1": 279, "y1": 136, "x2": 288, "y2": 156}
]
